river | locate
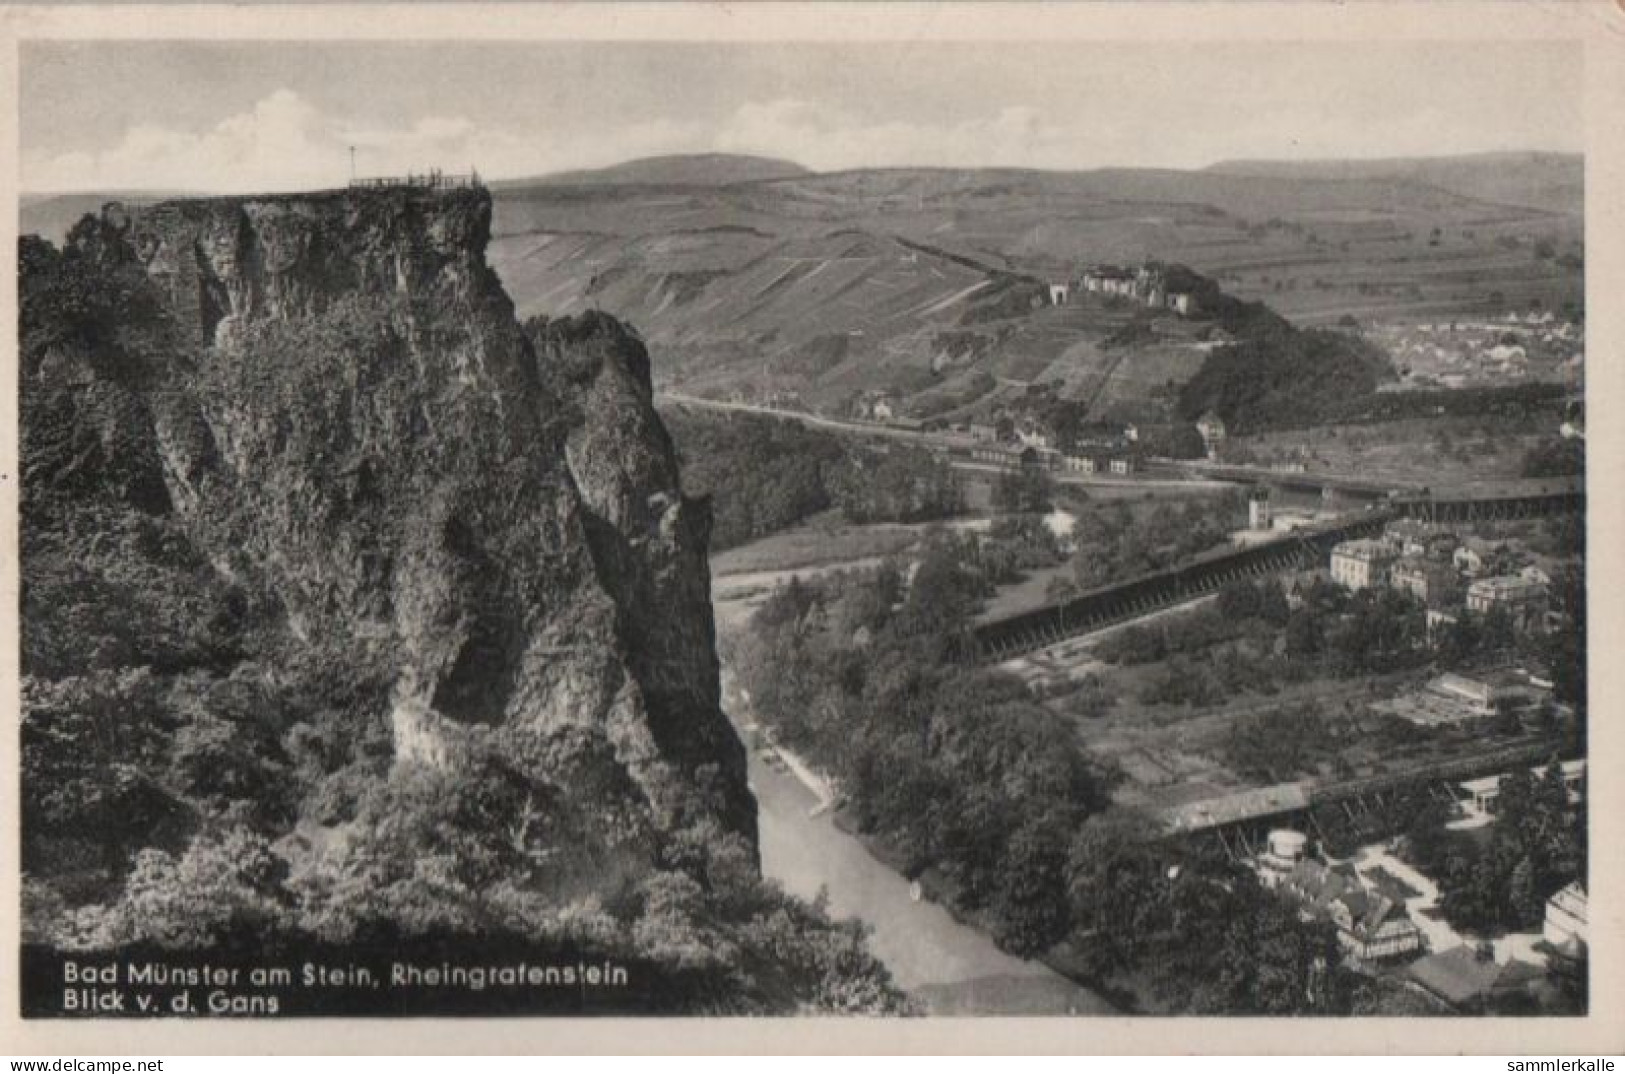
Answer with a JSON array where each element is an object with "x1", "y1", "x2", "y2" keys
[{"x1": 716, "y1": 589, "x2": 1112, "y2": 1014}]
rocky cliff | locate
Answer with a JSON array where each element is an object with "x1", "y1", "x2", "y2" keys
[{"x1": 42, "y1": 184, "x2": 754, "y2": 852}]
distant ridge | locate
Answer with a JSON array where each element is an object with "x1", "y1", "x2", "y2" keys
[
  {"x1": 1206, "y1": 151, "x2": 1582, "y2": 216},
  {"x1": 498, "y1": 152, "x2": 813, "y2": 189},
  {"x1": 1205, "y1": 149, "x2": 1579, "y2": 176}
]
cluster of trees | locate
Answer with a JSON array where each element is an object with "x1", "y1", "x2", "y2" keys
[
  {"x1": 1409, "y1": 763, "x2": 1586, "y2": 935},
  {"x1": 1221, "y1": 705, "x2": 1436, "y2": 787},
  {"x1": 1062, "y1": 494, "x2": 1246, "y2": 593},
  {"x1": 991, "y1": 464, "x2": 1054, "y2": 515},
  {"x1": 19, "y1": 221, "x2": 913, "y2": 1014},
  {"x1": 1303, "y1": 782, "x2": 1457, "y2": 862},
  {"x1": 1135, "y1": 423, "x2": 1209, "y2": 461},
  {"x1": 1063, "y1": 812, "x2": 1353, "y2": 1014},
  {"x1": 1094, "y1": 583, "x2": 1289, "y2": 710},
  {"x1": 1178, "y1": 322, "x2": 1394, "y2": 434},
  {"x1": 662, "y1": 410, "x2": 964, "y2": 549},
  {"x1": 826, "y1": 447, "x2": 964, "y2": 525},
  {"x1": 1282, "y1": 578, "x2": 1430, "y2": 676},
  {"x1": 662, "y1": 409, "x2": 844, "y2": 550},
  {"x1": 1339, "y1": 383, "x2": 1570, "y2": 426},
  {"x1": 1543, "y1": 564, "x2": 1586, "y2": 747},
  {"x1": 979, "y1": 512, "x2": 1069, "y2": 587},
  {"x1": 1097, "y1": 581, "x2": 1289, "y2": 668}
]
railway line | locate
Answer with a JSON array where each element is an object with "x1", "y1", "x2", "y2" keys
[
  {"x1": 664, "y1": 395, "x2": 1582, "y2": 663},
  {"x1": 970, "y1": 511, "x2": 1393, "y2": 663},
  {"x1": 1161, "y1": 735, "x2": 1575, "y2": 859}
]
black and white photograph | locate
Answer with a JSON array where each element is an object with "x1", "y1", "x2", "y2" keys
[{"x1": 4, "y1": 3, "x2": 1617, "y2": 1046}]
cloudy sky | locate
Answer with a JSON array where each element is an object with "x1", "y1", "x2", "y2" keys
[{"x1": 21, "y1": 40, "x2": 1583, "y2": 193}]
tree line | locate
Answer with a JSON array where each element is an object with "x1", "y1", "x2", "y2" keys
[{"x1": 663, "y1": 408, "x2": 963, "y2": 550}]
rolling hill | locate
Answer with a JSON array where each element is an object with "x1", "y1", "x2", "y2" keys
[
  {"x1": 19, "y1": 152, "x2": 1583, "y2": 423},
  {"x1": 483, "y1": 153, "x2": 1582, "y2": 419},
  {"x1": 492, "y1": 152, "x2": 811, "y2": 189},
  {"x1": 1207, "y1": 152, "x2": 1582, "y2": 217}
]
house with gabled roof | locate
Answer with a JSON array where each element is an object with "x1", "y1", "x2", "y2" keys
[
  {"x1": 1407, "y1": 945, "x2": 1547, "y2": 1012},
  {"x1": 1278, "y1": 858, "x2": 1423, "y2": 962}
]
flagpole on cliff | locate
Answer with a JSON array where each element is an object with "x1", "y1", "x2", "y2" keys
[{"x1": 349, "y1": 146, "x2": 356, "y2": 185}]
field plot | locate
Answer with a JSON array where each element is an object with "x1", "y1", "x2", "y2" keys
[{"x1": 1229, "y1": 413, "x2": 1559, "y2": 485}]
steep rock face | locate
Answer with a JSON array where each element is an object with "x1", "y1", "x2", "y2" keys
[
  {"x1": 529, "y1": 313, "x2": 750, "y2": 832},
  {"x1": 78, "y1": 186, "x2": 755, "y2": 847}
]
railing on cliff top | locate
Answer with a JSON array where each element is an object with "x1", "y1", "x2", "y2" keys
[{"x1": 348, "y1": 169, "x2": 485, "y2": 192}]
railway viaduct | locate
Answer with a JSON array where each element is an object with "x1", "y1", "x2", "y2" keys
[
  {"x1": 1159, "y1": 737, "x2": 1575, "y2": 859},
  {"x1": 969, "y1": 475, "x2": 1582, "y2": 663},
  {"x1": 970, "y1": 511, "x2": 1392, "y2": 663}
]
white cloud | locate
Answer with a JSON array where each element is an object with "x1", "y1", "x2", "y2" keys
[
  {"x1": 26, "y1": 89, "x2": 337, "y2": 192},
  {"x1": 25, "y1": 90, "x2": 533, "y2": 193},
  {"x1": 21, "y1": 88, "x2": 728, "y2": 193}
]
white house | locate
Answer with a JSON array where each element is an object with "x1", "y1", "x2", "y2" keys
[{"x1": 1543, "y1": 881, "x2": 1587, "y2": 949}]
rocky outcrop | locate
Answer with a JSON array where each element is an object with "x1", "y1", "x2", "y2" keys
[{"x1": 73, "y1": 185, "x2": 755, "y2": 847}]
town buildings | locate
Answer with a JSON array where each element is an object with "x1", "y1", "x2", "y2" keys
[
  {"x1": 1330, "y1": 538, "x2": 1398, "y2": 591},
  {"x1": 1454, "y1": 543, "x2": 1486, "y2": 575},
  {"x1": 1263, "y1": 842, "x2": 1424, "y2": 963},
  {"x1": 1458, "y1": 759, "x2": 1585, "y2": 816},
  {"x1": 1391, "y1": 556, "x2": 1461, "y2": 606},
  {"x1": 1248, "y1": 491, "x2": 1272, "y2": 530},
  {"x1": 1077, "y1": 263, "x2": 1200, "y2": 317},
  {"x1": 1466, "y1": 575, "x2": 1551, "y2": 633},
  {"x1": 1062, "y1": 450, "x2": 1137, "y2": 475},
  {"x1": 1426, "y1": 668, "x2": 1548, "y2": 719},
  {"x1": 1327, "y1": 523, "x2": 1553, "y2": 650},
  {"x1": 1195, "y1": 412, "x2": 1227, "y2": 459}
]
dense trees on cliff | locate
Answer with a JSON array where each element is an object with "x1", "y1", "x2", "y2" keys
[
  {"x1": 662, "y1": 409, "x2": 843, "y2": 549},
  {"x1": 18, "y1": 216, "x2": 912, "y2": 1014}
]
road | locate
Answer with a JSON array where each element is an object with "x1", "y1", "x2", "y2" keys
[{"x1": 659, "y1": 391, "x2": 1232, "y2": 493}]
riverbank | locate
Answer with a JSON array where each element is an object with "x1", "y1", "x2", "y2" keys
[
  {"x1": 712, "y1": 520, "x2": 1120, "y2": 1013},
  {"x1": 722, "y1": 669, "x2": 1114, "y2": 1014},
  {"x1": 745, "y1": 729, "x2": 1116, "y2": 1014}
]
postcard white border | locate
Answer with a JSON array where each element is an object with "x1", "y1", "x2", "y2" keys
[{"x1": 1, "y1": 1, "x2": 1621, "y2": 1055}]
